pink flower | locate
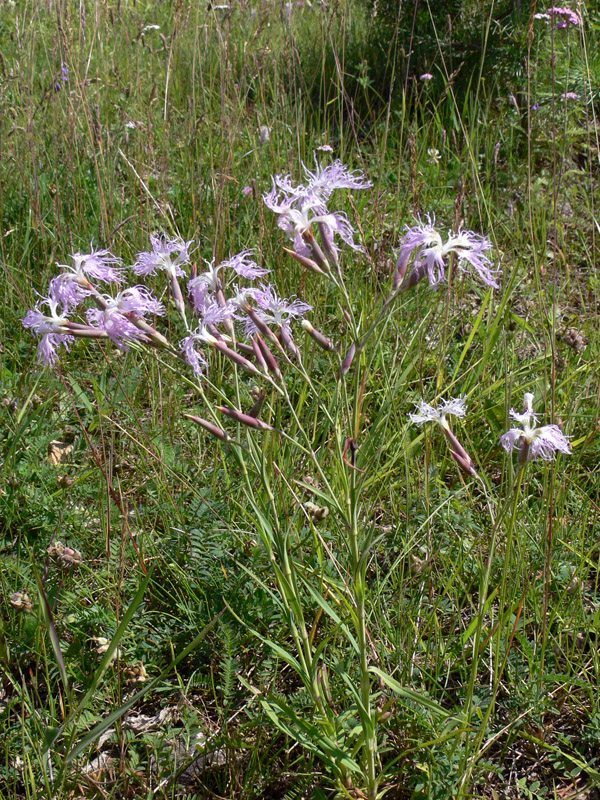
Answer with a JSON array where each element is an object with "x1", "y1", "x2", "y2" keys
[
  {"x1": 133, "y1": 234, "x2": 192, "y2": 278},
  {"x1": 22, "y1": 297, "x2": 74, "y2": 367},
  {"x1": 396, "y1": 216, "x2": 498, "y2": 289},
  {"x1": 242, "y1": 284, "x2": 312, "y2": 339}
]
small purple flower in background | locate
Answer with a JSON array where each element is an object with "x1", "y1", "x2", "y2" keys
[
  {"x1": 301, "y1": 159, "x2": 373, "y2": 201},
  {"x1": 22, "y1": 297, "x2": 74, "y2": 367},
  {"x1": 395, "y1": 216, "x2": 498, "y2": 290},
  {"x1": 243, "y1": 284, "x2": 312, "y2": 338},
  {"x1": 535, "y1": 7, "x2": 581, "y2": 27},
  {"x1": 419, "y1": 73, "x2": 434, "y2": 81},
  {"x1": 409, "y1": 396, "x2": 467, "y2": 427},
  {"x1": 242, "y1": 185, "x2": 254, "y2": 197},
  {"x1": 532, "y1": 102, "x2": 540, "y2": 112},
  {"x1": 560, "y1": 91, "x2": 580, "y2": 102},
  {"x1": 500, "y1": 393, "x2": 572, "y2": 463},
  {"x1": 133, "y1": 234, "x2": 192, "y2": 278},
  {"x1": 54, "y1": 61, "x2": 69, "y2": 91}
]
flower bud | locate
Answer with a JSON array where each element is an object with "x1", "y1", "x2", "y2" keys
[
  {"x1": 217, "y1": 406, "x2": 275, "y2": 431},
  {"x1": 213, "y1": 340, "x2": 262, "y2": 376},
  {"x1": 340, "y1": 343, "x2": 356, "y2": 377},
  {"x1": 255, "y1": 334, "x2": 282, "y2": 380},
  {"x1": 184, "y1": 414, "x2": 230, "y2": 442},
  {"x1": 283, "y1": 247, "x2": 326, "y2": 276},
  {"x1": 302, "y1": 320, "x2": 337, "y2": 352}
]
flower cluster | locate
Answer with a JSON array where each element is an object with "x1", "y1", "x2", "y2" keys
[
  {"x1": 394, "y1": 217, "x2": 498, "y2": 290},
  {"x1": 535, "y1": 7, "x2": 581, "y2": 27},
  {"x1": 263, "y1": 158, "x2": 372, "y2": 269}
]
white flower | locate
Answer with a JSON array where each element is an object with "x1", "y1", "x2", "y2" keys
[
  {"x1": 409, "y1": 396, "x2": 467, "y2": 427},
  {"x1": 500, "y1": 393, "x2": 572, "y2": 462}
]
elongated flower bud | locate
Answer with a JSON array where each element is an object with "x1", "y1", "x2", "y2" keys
[
  {"x1": 302, "y1": 320, "x2": 337, "y2": 352},
  {"x1": 184, "y1": 413, "x2": 229, "y2": 442},
  {"x1": 278, "y1": 325, "x2": 301, "y2": 360},
  {"x1": 283, "y1": 247, "x2": 326, "y2": 276},
  {"x1": 251, "y1": 336, "x2": 267, "y2": 372},
  {"x1": 247, "y1": 391, "x2": 266, "y2": 418},
  {"x1": 340, "y1": 342, "x2": 356, "y2": 376},
  {"x1": 243, "y1": 304, "x2": 282, "y2": 349},
  {"x1": 302, "y1": 229, "x2": 330, "y2": 272},
  {"x1": 255, "y1": 334, "x2": 282, "y2": 380},
  {"x1": 217, "y1": 406, "x2": 274, "y2": 431},
  {"x1": 213, "y1": 340, "x2": 261, "y2": 376},
  {"x1": 450, "y1": 450, "x2": 479, "y2": 478}
]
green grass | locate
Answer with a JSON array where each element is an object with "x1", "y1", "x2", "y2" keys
[{"x1": 1, "y1": 1, "x2": 600, "y2": 798}]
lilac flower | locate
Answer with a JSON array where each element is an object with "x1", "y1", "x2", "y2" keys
[
  {"x1": 188, "y1": 251, "x2": 269, "y2": 313},
  {"x1": 420, "y1": 73, "x2": 434, "y2": 81},
  {"x1": 243, "y1": 284, "x2": 312, "y2": 338},
  {"x1": 242, "y1": 185, "x2": 253, "y2": 197},
  {"x1": 263, "y1": 187, "x2": 360, "y2": 258},
  {"x1": 560, "y1": 91, "x2": 580, "y2": 102},
  {"x1": 396, "y1": 217, "x2": 498, "y2": 289},
  {"x1": 112, "y1": 286, "x2": 165, "y2": 317},
  {"x1": 409, "y1": 397, "x2": 467, "y2": 427},
  {"x1": 133, "y1": 234, "x2": 192, "y2": 278},
  {"x1": 51, "y1": 248, "x2": 123, "y2": 308},
  {"x1": 500, "y1": 393, "x2": 572, "y2": 463},
  {"x1": 179, "y1": 304, "x2": 230, "y2": 376},
  {"x1": 547, "y1": 6, "x2": 581, "y2": 27},
  {"x1": 48, "y1": 273, "x2": 92, "y2": 309},
  {"x1": 301, "y1": 159, "x2": 373, "y2": 201},
  {"x1": 85, "y1": 288, "x2": 162, "y2": 348},
  {"x1": 22, "y1": 298, "x2": 75, "y2": 367}
]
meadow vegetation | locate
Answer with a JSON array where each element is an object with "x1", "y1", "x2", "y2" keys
[{"x1": 1, "y1": 1, "x2": 600, "y2": 798}]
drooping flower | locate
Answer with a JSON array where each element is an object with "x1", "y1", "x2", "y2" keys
[
  {"x1": 395, "y1": 217, "x2": 498, "y2": 290},
  {"x1": 263, "y1": 186, "x2": 360, "y2": 259},
  {"x1": 133, "y1": 234, "x2": 192, "y2": 278},
  {"x1": 500, "y1": 393, "x2": 572, "y2": 463},
  {"x1": 22, "y1": 297, "x2": 75, "y2": 367}
]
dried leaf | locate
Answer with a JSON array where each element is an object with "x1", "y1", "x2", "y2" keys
[{"x1": 48, "y1": 440, "x2": 73, "y2": 466}]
